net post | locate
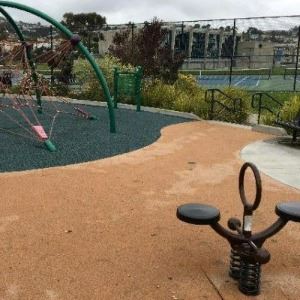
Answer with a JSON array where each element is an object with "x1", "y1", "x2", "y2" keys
[
  {"x1": 284, "y1": 67, "x2": 288, "y2": 80},
  {"x1": 268, "y1": 68, "x2": 271, "y2": 80},
  {"x1": 293, "y1": 26, "x2": 300, "y2": 91},
  {"x1": 229, "y1": 19, "x2": 236, "y2": 86}
]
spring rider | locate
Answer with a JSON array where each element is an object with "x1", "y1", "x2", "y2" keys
[{"x1": 177, "y1": 162, "x2": 300, "y2": 295}]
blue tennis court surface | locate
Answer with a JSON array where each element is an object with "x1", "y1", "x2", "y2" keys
[
  {"x1": 198, "y1": 75, "x2": 264, "y2": 88},
  {"x1": 197, "y1": 75, "x2": 300, "y2": 91}
]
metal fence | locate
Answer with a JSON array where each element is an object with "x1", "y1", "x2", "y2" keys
[
  {"x1": 177, "y1": 16, "x2": 300, "y2": 92},
  {"x1": 100, "y1": 16, "x2": 300, "y2": 92},
  {"x1": 2, "y1": 14, "x2": 300, "y2": 91}
]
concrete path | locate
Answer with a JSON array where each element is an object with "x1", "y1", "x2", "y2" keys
[{"x1": 241, "y1": 137, "x2": 300, "y2": 190}]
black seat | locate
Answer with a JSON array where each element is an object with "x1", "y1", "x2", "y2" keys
[
  {"x1": 275, "y1": 201, "x2": 300, "y2": 222},
  {"x1": 177, "y1": 203, "x2": 220, "y2": 225}
]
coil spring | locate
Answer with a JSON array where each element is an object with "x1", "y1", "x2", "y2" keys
[
  {"x1": 229, "y1": 248, "x2": 241, "y2": 279},
  {"x1": 239, "y1": 259, "x2": 261, "y2": 296}
]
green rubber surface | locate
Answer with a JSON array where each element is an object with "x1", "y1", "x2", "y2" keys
[{"x1": 0, "y1": 100, "x2": 192, "y2": 172}]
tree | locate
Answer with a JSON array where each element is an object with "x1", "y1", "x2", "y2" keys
[
  {"x1": 245, "y1": 27, "x2": 263, "y2": 40},
  {"x1": 202, "y1": 24, "x2": 211, "y2": 29},
  {"x1": 0, "y1": 22, "x2": 8, "y2": 41},
  {"x1": 109, "y1": 18, "x2": 184, "y2": 83},
  {"x1": 108, "y1": 29, "x2": 132, "y2": 63},
  {"x1": 62, "y1": 12, "x2": 106, "y2": 32},
  {"x1": 62, "y1": 12, "x2": 106, "y2": 52},
  {"x1": 0, "y1": 17, "x2": 9, "y2": 41},
  {"x1": 225, "y1": 26, "x2": 232, "y2": 32}
]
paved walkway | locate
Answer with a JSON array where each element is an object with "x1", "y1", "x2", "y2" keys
[{"x1": 241, "y1": 137, "x2": 300, "y2": 190}]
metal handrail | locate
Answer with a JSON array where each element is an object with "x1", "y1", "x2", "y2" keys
[
  {"x1": 251, "y1": 92, "x2": 282, "y2": 124},
  {"x1": 205, "y1": 88, "x2": 242, "y2": 120}
]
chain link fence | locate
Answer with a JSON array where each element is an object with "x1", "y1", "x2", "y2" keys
[
  {"x1": 171, "y1": 16, "x2": 300, "y2": 91},
  {"x1": 1, "y1": 14, "x2": 300, "y2": 91}
]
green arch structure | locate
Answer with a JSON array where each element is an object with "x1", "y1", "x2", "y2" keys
[
  {"x1": 0, "y1": 1, "x2": 116, "y2": 133},
  {"x1": 0, "y1": 6, "x2": 43, "y2": 108}
]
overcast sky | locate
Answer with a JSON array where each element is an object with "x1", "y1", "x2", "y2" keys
[{"x1": 2, "y1": 0, "x2": 300, "y2": 24}]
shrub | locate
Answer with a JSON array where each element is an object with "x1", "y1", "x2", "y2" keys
[
  {"x1": 142, "y1": 75, "x2": 251, "y2": 122},
  {"x1": 142, "y1": 79, "x2": 177, "y2": 108},
  {"x1": 73, "y1": 55, "x2": 133, "y2": 101},
  {"x1": 52, "y1": 83, "x2": 69, "y2": 96},
  {"x1": 261, "y1": 111, "x2": 276, "y2": 125},
  {"x1": 173, "y1": 75, "x2": 209, "y2": 117},
  {"x1": 278, "y1": 95, "x2": 300, "y2": 121},
  {"x1": 142, "y1": 74, "x2": 208, "y2": 118},
  {"x1": 262, "y1": 95, "x2": 300, "y2": 126},
  {"x1": 212, "y1": 87, "x2": 251, "y2": 124},
  {"x1": 73, "y1": 57, "x2": 250, "y2": 124}
]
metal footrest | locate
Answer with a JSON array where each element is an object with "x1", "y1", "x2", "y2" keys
[
  {"x1": 275, "y1": 201, "x2": 300, "y2": 222},
  {"x1": 177, "y1": 203, "x2": 220, "y2": 225}
]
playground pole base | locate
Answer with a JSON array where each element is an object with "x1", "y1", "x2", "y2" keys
[
  {"x1": 44, "y1": 139, "x2": 56, "y2": 152},
  {"x1": 88, "y1": 115, "x2": 98, "y2": 120}
]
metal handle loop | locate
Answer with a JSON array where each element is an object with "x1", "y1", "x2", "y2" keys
[{"x1": 239, "y1": 162, "x2": 262, "y2": 212}]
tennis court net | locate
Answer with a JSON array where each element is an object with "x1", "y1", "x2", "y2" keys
[
  {"x1": 198, "y1": 68, "x2": 272, "y2": 80},
  {"x1": 283, "y1": 67, "x2": 300, "y2": 80}
]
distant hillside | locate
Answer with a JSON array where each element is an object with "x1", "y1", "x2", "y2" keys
[{"x1": 0, "y1": 17, "x2": 59, "y2": 40}]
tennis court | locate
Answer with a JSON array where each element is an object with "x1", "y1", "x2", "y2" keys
[{"x1": 191, "y1": 68, "x2": 300, "y2": 91}]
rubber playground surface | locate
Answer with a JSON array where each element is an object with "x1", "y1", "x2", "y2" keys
[
  {"x1": 198, "y1": 75, "x2": 300, "y2": 91},
  {"x1": 0, "y1": 110, "x2": 300, "y2": 299},
  {"x1": 0, "y1": 102, "x2": 191, "y2": 172}
]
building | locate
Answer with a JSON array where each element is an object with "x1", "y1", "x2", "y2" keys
[{"x1": 237, "y1": 41, "x2": 274, "y2": 68}]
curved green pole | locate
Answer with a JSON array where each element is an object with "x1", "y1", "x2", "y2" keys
[
  {"x1": 0, "y1": 7, "x2": 24, "y2": 42},
  {"x1": 0, "y1": 7, "x2": 42, "y2": 108},
  {"x1": 0, "y1": 1, "x2": 116, "y2": 133},
  {"x1": 0, "y1": 7, "x2": 57, "y2": 151}
]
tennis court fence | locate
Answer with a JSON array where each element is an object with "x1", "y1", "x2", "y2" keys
[
  {"x1": 101, "y1": 15, "x2": 300, "y2": 91},
  {"x1": 3, "y1": 13, "x2": 300, "y2": 91}
]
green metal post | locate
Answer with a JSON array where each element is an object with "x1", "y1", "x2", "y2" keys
[
  {"x1": 135, "y1": 67, "x2": 142, "y2": 112},
  {"x1": 0, "y1": 1, "x2": 116, "y2": 133},
  {"x1": 113, "y1": 68, "x2": 118, "y2": 109},
  {"x1": 50, "y1": 25, "x2": 54, "y2": 87}
]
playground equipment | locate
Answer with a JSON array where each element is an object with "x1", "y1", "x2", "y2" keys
[
  {"x1": 113, "y1": 66, "x2": 142, "y2": 111},
  {"x1": 0, "y1": 1, "x2": 116, "y2": 151},
  {"x1": 177, "y1": 162, "x2": 300, "y2": 295}
]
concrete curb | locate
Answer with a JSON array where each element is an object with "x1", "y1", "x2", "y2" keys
[
  {"x1": 9, "y1": 94, "x2": 292, "y2": 134},
  {"x1": 252, "y1": 124, "x2": 287, "y2": 136},
  {"x1": 206, "y1": 120, "x2": 252, "y2": 130},
  {"x1": 56, "y1": 98, "x2": 202, "y2": 121},
  {"x1": 4, "y1": 94, "x2": 200, "y2": 121},
  {"x1": 117, "y1": 103, "x2": 201, "y2": 120}
]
